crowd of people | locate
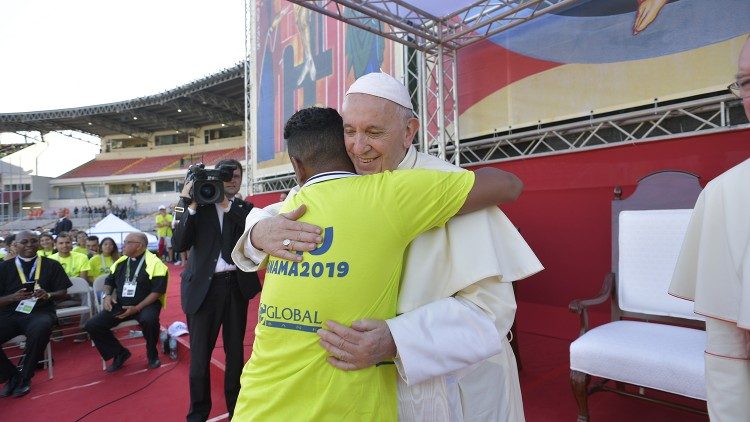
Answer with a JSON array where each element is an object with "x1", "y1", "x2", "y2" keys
[{"x1": 1, "y1": 36, "x2": 748, "y2": 421}]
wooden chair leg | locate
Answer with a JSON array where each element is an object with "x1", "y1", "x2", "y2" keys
[{"x1": 570, "y1": 370, "x2": 591, "y2": 422}]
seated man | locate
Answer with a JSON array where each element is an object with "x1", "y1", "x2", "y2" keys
[
  {"x1": 85, "y1": 236, "x2": 100, "y2": 257},
  {"x1": 234, "y1": 107, "x2": 520, "y2": 419},
  {"x1": 50, "y1": 233, "x2": 90, "y2": 280},
  {"x1": 0, "y1": 230, "x2": 71, "y2": 397},
  {"x1": 72, "y1": 232, "x2": 90, "y2": 258},
  {"x1": 84, "y1": 233, "x2": 167, "y2": 372}
]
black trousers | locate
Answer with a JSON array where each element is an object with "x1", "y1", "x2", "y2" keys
[
  {"x1": 0, "y1": 311, "x2": 55, "y2": 382},
  {"x1": 84, "y1": 302, "x2": 161, "y2": 361},
  {"x1": 186, "y1": 273, "x2": 248, "y2": 422}
]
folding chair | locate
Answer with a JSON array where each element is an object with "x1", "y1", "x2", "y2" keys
[
  {"x1": 55, "y1": 277, "x2": 94, "y2": 340},
  {"x1": 2, "y1": 335, "x2": 53, "y2": 379}
]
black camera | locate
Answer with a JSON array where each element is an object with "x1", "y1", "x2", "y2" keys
[{"x1": 185, "y1": 163, "x2": 236, "y2": 204}]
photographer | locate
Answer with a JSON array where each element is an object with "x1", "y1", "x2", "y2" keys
[{"x1": 172, "y1": 159, "x2": 261, "y2": 422}]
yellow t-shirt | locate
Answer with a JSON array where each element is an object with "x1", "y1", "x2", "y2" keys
[
  {"x1": 235, "y1": 169, "x2": 474, "y2": 421},
  {"x1": 155, "y1": 213, "x2": 173, "y2": 238},
  {"x1": 72, "y1": 246, "x2": 89, "y2": 257},
  {"x1": 88, "y1": 254, "x2": 115, "y2": 281},
  {"x1": 50, "y1": 251, "x2": 91, "y2": 278},
  {"x1": 37, "y1": 249, "x2": 55, "y2": 258}
]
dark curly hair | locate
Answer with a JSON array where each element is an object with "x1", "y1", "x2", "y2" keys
[{"x1": 283, "y1": 107, "x2": 351, "y2": 169}]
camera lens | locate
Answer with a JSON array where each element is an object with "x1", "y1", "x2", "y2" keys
[{"x1": 199, "y1": 184, "x2": 217, "y2": 199}]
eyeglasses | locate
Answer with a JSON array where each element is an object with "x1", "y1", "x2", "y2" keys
[
  {"x1": 16, "y1": 238, "x2": 39, "y2": 246},
  {"x1": 728, "y1": 79, "x2": 750, "y2": 99}
]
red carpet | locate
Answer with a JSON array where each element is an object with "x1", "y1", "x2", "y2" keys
[{"x1": 1, "y1": 264, "x2": 708, "y2": 421}]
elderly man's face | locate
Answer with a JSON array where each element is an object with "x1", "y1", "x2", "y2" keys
[
  {"x1": 738, "y1": 38, "x2": 750, "y2": 120},
  {"x1": 341, "y1": 94, "x2": 416, "y2": 175},
  {"x1": 122, "y1": 234, "x2": 145, "y2": 258}
]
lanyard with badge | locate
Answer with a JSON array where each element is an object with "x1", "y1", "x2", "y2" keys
[
  {"x1": 15, "y1": 257, "x2": 42, "y2": 314},
  {"x1": 101, "y1": 255, "x2": 111, "y2": 274},
  {"x1": 123, "y1": 255, "x2": 145, "y2": 298}
]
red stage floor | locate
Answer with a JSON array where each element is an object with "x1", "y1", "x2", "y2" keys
[{"x1": 1, "y1": 264, "x2": 707, "y2": 421}]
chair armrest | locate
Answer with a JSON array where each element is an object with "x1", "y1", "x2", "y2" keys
[{"x1": 568, "y1": 272, "x2": 615, "y2": 337}]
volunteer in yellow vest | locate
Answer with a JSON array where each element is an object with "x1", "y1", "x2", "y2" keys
[
  {"x1": 234, "y1": 107, "x2": 521, "y2": 420},
  {"x1": 87, "y1": 237, "x2": 120, "y2": 284},
  {"x1": 84, "y1": 232, "x2": 168, "y2": 372},
  {"x1": 37, "y1": 233, "x2": 55, "y2": 258},
  {"x1": 155, "y1": 205, "x2": 174, "y2": 263},
  {"x1": 49, "y1": 232, "x2": 90, "y2": 280}
]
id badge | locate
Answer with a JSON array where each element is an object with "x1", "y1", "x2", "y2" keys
[
  {"x1": 16, "y1": 298, "x2": 37, "y2": 314},
  {"x1": 122, "y1": 280, "x2": 137, "y2": 298}
]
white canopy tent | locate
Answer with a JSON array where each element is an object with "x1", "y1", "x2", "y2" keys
[{"x1": 86, "y1": 214, "x2": 159, "y2": 251}]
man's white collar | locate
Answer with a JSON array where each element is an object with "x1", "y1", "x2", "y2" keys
[
  {"x1": 303, "y1": 171, "x2": 358, "y2": 187},
  {"x1": 397, "y1": 146, "x2": 418, "y2": 170}
]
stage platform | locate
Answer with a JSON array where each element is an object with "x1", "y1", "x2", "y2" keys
[{"x1": 1, "y1": 263, "x2": 706, "y2": 421}]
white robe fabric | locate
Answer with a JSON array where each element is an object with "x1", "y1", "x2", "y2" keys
[
  {"x1": 669, "y1": 158, "x2": 750, "y2": 422},
  {"x1": 232, "y1": 146, "x2": 543, "y2": 421}
]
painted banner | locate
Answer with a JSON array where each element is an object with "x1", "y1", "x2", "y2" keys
[
  {"x1": 457, "y1": 0, "x2": 750, "y2": 139},
  {"x1": 253, "y1": 0, "x2": 397, "y2": 178}
]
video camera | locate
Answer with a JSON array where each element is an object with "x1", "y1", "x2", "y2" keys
[{"x1": 185, "y1": 162, "x2": 236, "y2": 204}]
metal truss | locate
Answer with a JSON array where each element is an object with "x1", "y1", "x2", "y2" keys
[
  {"x1": 245, "y1": 0, "x2": 258, "y2": 194},
  {"x1": 252, "y1": 94, "x2": 747, "y2": 191},
  {"x1": 286, "y1": 0, "x2": 577, "y2": 52},
  {"x1": 253, "y1": 172, "x2": 298, "y2": 193},
  {"x1": 418, "y1": 46, "x2": 460, "y2": 164},
  {"x1": 443, "y1": 94, "x2": 748, "y2": 165}
]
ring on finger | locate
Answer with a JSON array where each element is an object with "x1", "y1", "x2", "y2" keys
[{"x1": 282, "y1": 238, "x2": 292, "y2": 249}]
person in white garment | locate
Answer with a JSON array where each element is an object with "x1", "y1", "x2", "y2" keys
[
  {"x1": 233, "y1": 72, "x2": 543, "y2": 421},
  {"x1": 669, "y1": 35, "x2": 750, "y2": 422}
]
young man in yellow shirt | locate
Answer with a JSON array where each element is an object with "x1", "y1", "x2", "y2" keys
[{"x1": 234, "y1": 107, "x2": 521, "y2": 420}]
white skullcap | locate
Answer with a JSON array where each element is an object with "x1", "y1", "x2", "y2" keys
[
  {"x1": 346, "y1": 72, "x2": 413, "y2": 111},
  {"x1": 158, "y1": 205, "x2": 166, "y2": 210}
]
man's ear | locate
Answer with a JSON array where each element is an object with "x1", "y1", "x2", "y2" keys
[
  {"x1": 290, "y1": 156, "x2": 306, "y2": 186},
  {"x1": 403, "y1": 117, "x2": 420, "y2": 149}
]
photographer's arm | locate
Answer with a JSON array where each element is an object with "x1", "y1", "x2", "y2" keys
[{"x1": 172, "y1": 181, "x2": 198, "y2": 253}]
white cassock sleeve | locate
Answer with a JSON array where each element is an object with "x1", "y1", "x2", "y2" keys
[
  {"x1": 386, "y1": 284, "x2": 509, "y2": 385},
  {"x1": 231, "y1": 202, "x2": 284, "y2": 272}
]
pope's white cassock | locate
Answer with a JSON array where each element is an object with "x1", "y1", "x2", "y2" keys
[
  {"x1": 669, "y1": 158, "x2": 750, "y2": 422},
  {"x1": 233, "y1": 146, "x2": 543, "y2": 421}
]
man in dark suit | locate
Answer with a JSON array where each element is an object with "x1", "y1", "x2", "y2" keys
[
  {"x1": 52, "y1": 209, "x2": 72, "y2": 236},
  {"x1": 172, "y1": 159, "x2": 261, "y2": 422},
  {"x1": 0, "y1": 230, "x2": 71, "y2": 397}
]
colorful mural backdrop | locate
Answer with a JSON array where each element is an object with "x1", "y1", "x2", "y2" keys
[
  {"x1": 457, "y1": 0, "x2": 750, "y2": 139},
  {"x1": 254, "y1": 0, "x2": 396, "y2": 177}
]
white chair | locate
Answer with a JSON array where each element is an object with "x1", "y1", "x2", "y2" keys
[
  {"x1": 568, "y1": 171, "x2": 707, "y2": 421},
  {"x1": 91, "y1": 273, "x2": 139, "y2": 370},
  {"x1": 2, "y1": 335, "x2": 53, "y2": 379},
  {"x1": 55, "y1": 277, "x2": 94, "y2": 340}
]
